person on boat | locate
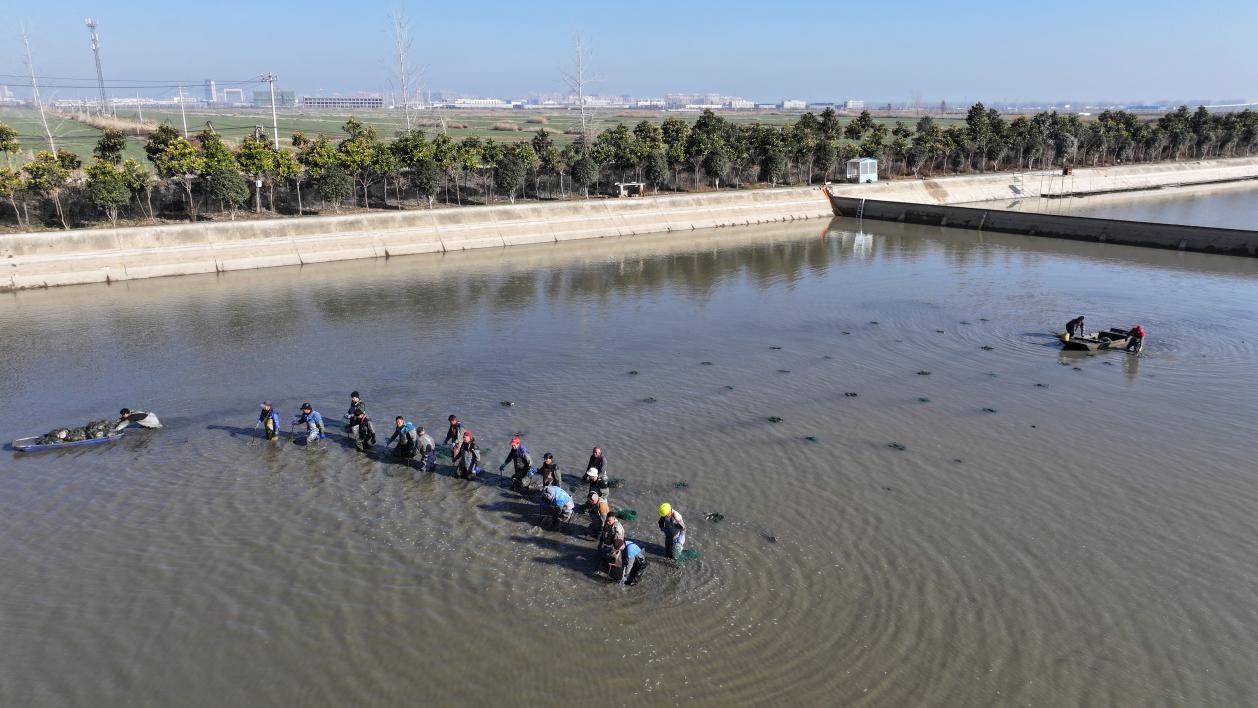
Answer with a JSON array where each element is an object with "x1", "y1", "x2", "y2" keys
[
  {"x1": 115, "y1": 408, "x2": 162, "y2": 431},
  {"x1": 537, "y1": 452, "x2": 562, "y2": 489},
  {"x1": 1127, "y1": 324, "x2": 1146, "y2": 353},
  {"x1": 388, "y1": 416, "x2": 418, "y2": 458},
  {"x1": 542, "y1": 484, "x2": 575, "y2": 527},
  {"x1": 452, "y1": 429, "x2": 481, "y2": 479},
  {"x1": 442, "y1": 415, "x2": 465, "y2": 448},
  {"x1": 1065, "y1": 315, "x2": 1086, "y2": 338},
  {"x1": 256, "y1": 401, "x2": 281, "y2": 440},
  {"x1": 344, "y1": 391, "x2": 366, "y2": 436},
  {"x1": 499, "y1": 436, "x2": 535, "y2": 492},
  {"x1": 351, "y1": 409, "x2": 377, "y2": 452},
  {"x1": 658, "y1": 503, "x2": 687, "y2": 561},
  {"x1": 586, "y1": 490, "x2": 610, "y2": 539},
  {"x1": 293, "y1": 403, "x2": 325, "y2": 444},
  {"x1": 415, "y1": 426, "x2": 437, "y2": 471},
  {"x1": 609, "y1": 539, "x2": 647, "y2": 585}
]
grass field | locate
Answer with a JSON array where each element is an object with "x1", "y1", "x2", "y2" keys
[{"x1": 2, "y1": 106, "x2": 967, "y2": 167}]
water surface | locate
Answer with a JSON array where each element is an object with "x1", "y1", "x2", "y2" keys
[{"x1": 2, "y1": 218, "x2": 1257, "y2": 706}]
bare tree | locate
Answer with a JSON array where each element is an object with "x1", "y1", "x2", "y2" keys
[
  {"x1": 391, "y1": 11, "x2": 417, "y2": 131},
  {"x1": 20, "y1": 25, "x2": 56, "y2": 152},
  {"x1": 561, "y1": 33, "x2": 595, "y2": 142}
]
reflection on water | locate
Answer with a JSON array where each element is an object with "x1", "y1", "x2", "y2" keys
[{"x1": 2, "y1": 218, "x2": 1258, "y2": 706}]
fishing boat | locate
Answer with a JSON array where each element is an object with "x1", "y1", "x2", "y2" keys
[
  {"x1": 1060, "y1": 328, "x2": 1133, "y2": 352},
  {"x1": 11, "y1": 433, "x2": 124, "y2": 452}
]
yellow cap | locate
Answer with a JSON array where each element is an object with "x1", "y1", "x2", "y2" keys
[{"x1": 659, "y1": 503, "x2": 672, "y2": 517}]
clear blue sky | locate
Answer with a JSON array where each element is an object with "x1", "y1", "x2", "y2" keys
[{"x1": 4, "y1": 0, "x2": 1256, "y2": 104}]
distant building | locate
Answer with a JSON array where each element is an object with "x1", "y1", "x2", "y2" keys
[
  {"x1": 636, "y1": 99, "x2": 666, "y2": 108},
  {"x1": 301, "y1": 95, "x2": 384, "y2": 109},
  {"x1": 220, "y1": 88, "x2": 246, "y2": 104},
  {"x1": 253, "y1": 90, "x2": 296, "y2": 107},
  {"x1": 844, "y1": 99, "x2": 865, "y2": 111},
  {"x1": 781, "y1": 99, "x2": 807, "y2": 110},
  {"x1": 727, "y1": 99, "x2": 755, "y2": 110},
  {"x1": 203, "y1": 80, "x2": 217, "y2": 104},
  {"x1": 451, "y1": 97, "x2": 508, "y2": 108}
]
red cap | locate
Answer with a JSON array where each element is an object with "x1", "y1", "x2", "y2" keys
[
  {"x1": 463, "y1": 430, "x2": 472, "y2": 439},
  {"x1": 511, "y1": 435, "x2": 521, "y2": 445}
]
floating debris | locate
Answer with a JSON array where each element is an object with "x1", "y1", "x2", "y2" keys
[
  {"x1": 935, "y1": 329, "x2": 946, "y2": 334},
  {"x1": 762, "y1": 533, "x2": 778, "y2": 544},
  {"x1": 1030, "y1": 425, "x2": 1038, "y2": 429},
  {"x1": 844, "y1": 392, "x2": 858, "y2": 397},
  {"x1": 1103, "y1": 361, "x2": 1114, "y2": 366},
  {"x1": 724, "y1": 385, "x2": 736, "y2": 390},
  {"x1": 500, "y1": 400, "x2": 515, "y2": 407},
  {"x1": 777, "y1": 369, "x2": 791, "y2": 374},
  {"x1": 917, "y1": 397, "x2": 931, "y2": 403},
  {"x1": 1073, "y1": 367, "x2": 1083, "y2": 371},
  {"x1": 869, "y1": 321, "x2": 880, "y2": 325},
  {"x1": 769, "y1": 346, "x2": 782, "y2": 350},
  {"x1": 986, "y1": 372, "x2": 998, "y2": 377},
  {"x1": 822, "y1": 355, "x2": 833, "y2": 360},
  {"x1": 767, "y1": 416, "x2": 784, "y2": 423},
  {"x1": 704, "y1": 512, "x2": 725, "y2": 523},
  {"x1": 627, "y1": 370, "x2": 639, "y2": 375},
  {"x1": 979, "y1": 318, "x2": 990, "y2": 322},
  {"x1": 700, "y1": 361, "x2": 714, "y2": 366},
  {"x1": 883, "y1": 486, "x2": 895, "y2": 492},
  {"x1": 952, "y1": 458, "x2": 964, "y2": 464},
  {"x1": 980, "y1": 345, "x2": 995, "y2": 351},
  {"x1": 840, "y1": 331, "x2": 850, "y2": 335},
  {"x1": 917, "y1": 370, "x2": 931, "y2": 376},
  {"x1": 673, "y1": 481, "x2": 689, "y2": 489},
  {"x1": 960, "y1": 321, "x2": 971, "y2": 325},
  {"x1": 804, "y1": 435, "x2": 818, "y2": 442},
  {"x1": 642, "y1": 397, "x2": 657, "y2": 403},
  {"x1": 887, "y1": 442, "x2": 907, "y2": 451},
  {"x1": 1034, "y1": 383, "x2": 1048, "y2": 388},
  {"x1": 982, "y1": 407, "x2": 998, "y2": 414}
]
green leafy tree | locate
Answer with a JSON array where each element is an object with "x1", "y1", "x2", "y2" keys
[
  {"x1": 494, "y1": 145, "x2": 528, "y2": 203},
  {"x1": 144, "y1": 123, "x2": 181, "y2": 164},
  {"x1": 660, "y1": 116, "x2": 690, "y2": 189},
  {"x1": 56, "y1": 150, "x2": 82, "y2": 172},
  {"x1": 643, "y1": 149, "x2": 669, "y2": 192},
  {"x1": 85, "y1": 158, "x2": 131, "y2": 226},
  {"x1": 0, "y1": 122, "x2": 22, "y2": 170},
  {"x1": 702, "y1": 150, "x2": 730, "y2": 188},
  {"x1": 236, "y1": 136, "x2": 278, "y2": 213},
  {"x1": 412, "y1": 158, "x2": 443, "y2": 208},
  {"x1": 316, "y1": 164, "x2": 354, "y2": 212},
  {"x1": 122, "y1": 158, "x2": 154, "y2": 220},
  {"x1": 531, "y1": 129, "x2": 560, "y2": 196},
  {"x1": 275, "y1": 150, "x2": 304, "y2": 214},
  {"x1": 93, "y1": 129, "x2": 128, "y2": 165},
  {"x1": 338, "y1": 119, "x2": 382, "y2": 207},
  {"x1": 570, "y1": 153, "x2": 598, "y2": 198},
  {"x1": 0, "y1": 167, "x2": 25, "y2": 226},
  {"x1": 22, "y1": 150, "x2": 72, "y2": 228},
  {"x1": 390, "y1": 129, "x2": 432, "y2": 204},
  {"x1": 204, "y1": 163, "x2": 249, "y2": 219},
  {"x1": 152, "y1": 136, "x2": 204, "y2": 221},
  {"x1": 813, "y1": 139, "x2": 837, "y2": 181},
  {"x1": 430, "y1": 133, "x2": 459, "y2": 203}
]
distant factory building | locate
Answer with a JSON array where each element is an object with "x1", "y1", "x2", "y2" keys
[
  {"x1": 253, "y1": 90, "x2": 297, "y2": 107},
  {"x1": 204, "y1": 80, "x2": 217, "y2": 104},
  {"x1": 220, "y1": 88, "x2": 246, "y2": 104},
  {"x1": 451, "y1": 97, "x2": 508, "y2": 108},
  {"x1": 844, "y1": 99, "x2": 865, "y2": 111},
  {"x1": 781, "y1": 99, "x2": 807, "y2": 110},
  {"x1": 727, "y1": 99, "x2": 755, "y2": 110},
  {"x1": 301, "y1": 96, "x2": 385, "y2": 109}
]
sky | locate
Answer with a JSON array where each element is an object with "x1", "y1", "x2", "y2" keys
[{"x1": 2, "y1": 0, "x2": 1256, "y2": 105}]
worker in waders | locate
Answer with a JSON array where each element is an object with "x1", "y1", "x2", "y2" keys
[
  {"x1": 453, "y1": 429, "x2": 481, "y2": 479},
  {"x1": 115, "y1": 408, "x2": 162, "y2": 431},
  {"x1": 293, "y1": 403, "x2": 325, "y2": 444},
  {"x1": 598, "y1": 510, "x2": 625, "y2": 573},
  {"x1": 1127, "y1": 324, "x2": 1146, "y2": 353},
  {"x1": 415, "y1": 426, "x2": 436, "y2": 471},
  {"x1": 499, "y1": 436, "x2": 535, "y2": 491},
  {"x1": 388, "y1": 416, "x2": 419, "y2": 458},
  {"x1": 584, "y1": 446, "x2": 609, "y2": 498},
  {"x1": 658, "y1": 503, "x2": 687, "y2": 561},
  {"x1": 256, "y1": 401, "x2": 281, "y2": 440},
  {"x1": 586, "y1": 490, "x2": 610, "y2": 539},
  {"x1": 542, "y1": 484, "x2": 574, "y2": 528},
  {"x1": 442, "y1": 414, "x2": 465, "y2": 447},
  {"x1": 1065, "y1": 315, "x2": 1086, "y2": 339},
  {"x1": 537, "y1": 452, "x2": 562, "y2": 490},
  {"x1": 343, "y1": 391, "x2": 366, "y2": 437},
  {"x1": 352, "y1": 409, "x2": 377, "y2": 452},
  {"x1": 609, "y1": 539, "x2": 647, "y2": 585}
]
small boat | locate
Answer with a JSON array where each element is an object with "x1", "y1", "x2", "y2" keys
[
  {"x1": 1060, "y1": 328, "x2": 1132, "y2": 352},
  {"x1": 12, "y1": 433, "x2": 124, "y2": 453}
]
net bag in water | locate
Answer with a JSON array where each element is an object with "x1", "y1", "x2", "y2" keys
[
  {"x1": 614, "y1": 508, "x2": 638, "y2": 521},
  {"x1": 676, "y1": 549, "x2": 701, "y2": 566}
]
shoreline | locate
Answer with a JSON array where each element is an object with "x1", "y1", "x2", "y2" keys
[{"x1": 5, "y1": 156, "x2": 1258, "y2": 291}]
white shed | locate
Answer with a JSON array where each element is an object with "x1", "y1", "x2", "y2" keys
[{"x1": 846, "y1": 157, "x2": 878, "y2": 183}]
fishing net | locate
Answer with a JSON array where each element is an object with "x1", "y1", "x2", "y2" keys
[
  {"x1": 614, "y1": 508, "x2": 638, "y2": 521},
  {"x1": 676, "y1": 549, "x2": 701, "y2": 566},
  {"x1": 607, "y1": 477, "x2": 625, "y2": 488}
]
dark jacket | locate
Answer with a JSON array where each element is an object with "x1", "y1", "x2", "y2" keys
[
  {"x1": 502, "y1": 445, "x2": 534, "y2": 475},
  {"x1": 443, "y1": 422, "x2": 465, "y2": 446}
]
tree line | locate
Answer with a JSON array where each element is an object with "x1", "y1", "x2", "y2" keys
[{"x1": 2, "y1": 103, "x2": 1257, "y2": 230}]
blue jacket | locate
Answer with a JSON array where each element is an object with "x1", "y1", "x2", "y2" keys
[
  {"x1": 296, "y1": 410, "x2": 324, "y2": 432},
  {"x1": 388, "y1": 420, "x2": 417, "y2": 445},
  {"x1": 546, "y1": 485, "x2": 572, "y2": 508}
]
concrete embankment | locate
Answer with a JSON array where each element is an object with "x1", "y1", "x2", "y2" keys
[
  {"x1": 0, "y1": 188, "x2": 832, "y2": 291},
  {"x1": 827, "y1": 195, "x2": 1258, "y2": 256},
  {"x1": 824, "y1": 156, "x2": 1258, "y2": 205}
]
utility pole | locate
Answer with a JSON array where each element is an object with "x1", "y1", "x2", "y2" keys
[
  {"x1": 85, "y1": 18, "x2": 111, "y2": 117},
  {"x1": 262, "y1": 73, "x2": 280, "y2": 150},
  {"x1": 20, "y1": 25, "x2": 56, "y2": 152},
  {"x1": 177, "y1": 84, "x2": 189, "y2": 137},
  {"x1": 392, "y1": 11, "x2": 414, "y2": 131}
]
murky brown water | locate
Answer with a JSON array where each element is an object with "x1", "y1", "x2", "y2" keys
[{"x1": 3, "y1": 217, "x2": 1258, "y2": 706}]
